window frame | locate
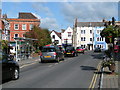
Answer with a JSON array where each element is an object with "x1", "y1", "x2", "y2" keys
[
  {"x1": 22, "y1": 24, "x2": 27, "y2": 30},
  {"x1": 14, "y1": 24, "x2": 19, "y2": 30}
]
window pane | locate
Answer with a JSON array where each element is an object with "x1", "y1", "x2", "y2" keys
[
  {"x1": 22, "y1": 24, "x2": 26, "y2": 30},
  {"x1": 14, "y1": 24, "x2": 19, "y2": 30},
  {"x1": 30, "y1": 24, "x2": 33, "y2": 30}
]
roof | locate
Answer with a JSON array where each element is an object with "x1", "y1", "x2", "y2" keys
[
  {"x1": 52, "y1": 30, "x2": 61, "y2": 39},
  {"x1": 77, "y1": 22, "x2": 104, "y2": 27},
  {"x1": 61, "y1": 29, "x2": 65, "y2": 33},
  {"x1": 18, "y1": 12, "x2": 38, "y2": 19}
]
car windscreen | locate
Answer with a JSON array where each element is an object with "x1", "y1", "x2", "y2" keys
[{"x1": 41, "y1": 48, "x2": 55, "y2": 52}]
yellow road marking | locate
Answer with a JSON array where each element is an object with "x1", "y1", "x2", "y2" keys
[
  {"x1": 92, "y1": 63, "x2": 101, "y2": 88},
  {"x1": 88, "y1": 61, "x2": 101, "y2": 89}
]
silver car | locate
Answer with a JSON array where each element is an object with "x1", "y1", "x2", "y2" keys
[{"x1": 40, "y1": 45, "x2": 64, "y2": 63}]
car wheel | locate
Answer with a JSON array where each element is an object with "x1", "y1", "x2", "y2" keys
[{"x1": 12, "y1": 68, "x2": 19, "y2": 80}]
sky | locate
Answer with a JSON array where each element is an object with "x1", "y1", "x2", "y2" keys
[{"x1": 1, "y1": 1, "x2": 118, "y2": 32}]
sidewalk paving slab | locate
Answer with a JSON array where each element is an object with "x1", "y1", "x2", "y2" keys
[
  {"x1": 102, "y1": 61, "x2": 119, "y2": 89},
  {"x1": 17, "y1": 56, "x2": 40, "y2": 66}
]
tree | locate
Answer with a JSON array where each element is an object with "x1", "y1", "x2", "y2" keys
[
  {"x1": 1, "y1": 40, "x2": 9, "y2": 54},
  {"x1": 100, "y1": 17, "x2": 119, "y2": 44},
  {"x1": 25, "y1": 26, "x2": 52, "y2": 48}
]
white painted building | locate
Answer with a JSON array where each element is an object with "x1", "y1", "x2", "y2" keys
[
  {"x1": 50, "y1": 30, "x2": 62, "y2": 45},
  {"x1": 61, "y1": 27, "x2": 73, "y2": 46},
  {"x1": 75, "y1": 22, "x2": 108, "y2": 50},
  {"x1": 76, "y1": 26, "x2": 94, "y2": 50}
]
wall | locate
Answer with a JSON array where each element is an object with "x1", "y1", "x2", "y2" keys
[
  {"x1": 61, "y1": 27, "x2": 73, "y2": 45},
  {"x1": 50, "y1": 31, "x2": 62, "y2": 45}
]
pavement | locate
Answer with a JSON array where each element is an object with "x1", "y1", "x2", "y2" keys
[
  {"x1": 100, "y1": 53, "x2": 120, "y2": 89},
  {"x1": 17, "y1": 56, "x2": 40, "y2": 67}
]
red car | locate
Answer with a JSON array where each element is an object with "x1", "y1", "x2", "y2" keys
[
  {"x1": 114, "y1": 45, "x2": 119, "y2": 53},
  {"x1": 76, "y1": 47, "x2": 85, "y2": 54}
]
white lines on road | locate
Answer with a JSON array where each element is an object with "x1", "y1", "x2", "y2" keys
[
  {"x1": 55, "y1": 63, "x2": 58, "y2": 65},
  {"x1": 35, "y1": 59, "x2": 40, "y2": 61},
  {"x1": 48, "y1": 65, "x2": 53, "y2": 67},
  {"x1": 20, "y1": 62, "x2": 37, "y2": 68}
]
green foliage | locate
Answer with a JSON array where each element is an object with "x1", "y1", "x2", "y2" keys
[
  {"x1": 2, "y1": 40, "x2": 9, "y2": 50},
  {"x1": 35, "y1": 49, "x2": 40, "y2": 53},
  {"x1": 100, "y1": 25, "x2": 120, "y2": 43},
  {"x1": 25, "y1": 26, "x2": 52, "y2": 47},
  {"x1": 101, "y1": 60, "x2": 115, "y2": 67}
]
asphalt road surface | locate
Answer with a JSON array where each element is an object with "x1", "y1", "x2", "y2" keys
[{"x1": 2, "y1": 51, "x2": 103, "y2": 88}]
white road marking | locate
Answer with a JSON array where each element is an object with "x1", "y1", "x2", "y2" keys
[
  {"x1": 100, "y1": 68, "x2": 104, "y2": 88},
  {"x1": 48, "y1": 65, "x2": 53, "y2": 67},
  {"x1": 20, "y1": 62, "x2": 37, "y2": 68},
  {"x1": 55, "y1": 63, "x2": 58, "y2": 65}
]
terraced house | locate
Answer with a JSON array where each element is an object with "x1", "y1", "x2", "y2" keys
[{"x1": 74, "y1": 20, "x2": 108, "y2": 50}]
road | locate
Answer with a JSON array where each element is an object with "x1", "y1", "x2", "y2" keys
[{"x1": 2, "y1": 51, "x2": 103, "y2": 88}]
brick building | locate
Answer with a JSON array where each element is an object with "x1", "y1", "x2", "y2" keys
[{"x1": 6, "y1": 12, "x2": 40, "y2": 42}]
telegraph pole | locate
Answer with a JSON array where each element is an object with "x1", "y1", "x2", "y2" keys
[{"x1": 73, "y1": 18, "x2": 77, "y2": 48}]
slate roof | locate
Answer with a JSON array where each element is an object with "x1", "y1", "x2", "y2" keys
[
  {"x1": 61, "y1": 29, "x2": 65, "y2": 33},
  {"x1": 77, "y1": 22, "x2": 104, "y2": 27},
  {"x1": 18, "y1": 12, "x2": 38, "y2": 19}
]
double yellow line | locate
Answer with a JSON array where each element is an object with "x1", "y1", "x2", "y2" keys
[{"x1": 88, "y1": 61, "x2": 101, "y2": 90}]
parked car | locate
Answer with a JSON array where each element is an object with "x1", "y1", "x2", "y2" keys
[
  {"x1": 94, "y1": 47, "x2": 101, "y2": 52},
  {"x1": 64, "y1": 46, "x2": 78, "y2": 57},
  {"x1": 0, "y1": 53, "x2": 20, "y2": 81},
  {"x1": 76, "y1": 47, "x2": 85, "y2": 54},
  {"x1": 40, "y1": 45, "x2": 64, "y2": 63}
]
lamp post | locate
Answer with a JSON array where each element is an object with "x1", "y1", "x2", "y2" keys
[{"x1": 15, "y1": 40, "x2": 18, "y2": 61}]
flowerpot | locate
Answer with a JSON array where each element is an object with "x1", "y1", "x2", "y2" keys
[{"x1": 108, "y1": 63, "x2": 115, "y2": 72}]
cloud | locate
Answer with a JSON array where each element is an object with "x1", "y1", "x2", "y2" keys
[
  {"x1": 40, "y1": 17, "x2": 60, "y2": 31},
  {"x1": 60, "y1": 2, "x2": 118, "y2": 22},
  {"x1": 32, "y1": 2, "x2": 53, "y2": 17},
  {"x1": 2, "y1": 0, "x2": 120, "y2": 2}
]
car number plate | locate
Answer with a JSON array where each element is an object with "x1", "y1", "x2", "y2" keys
[
  {"x1": 67, "y1": 53, "x2": 71, "y2": 54},
  {"x1": 44, "y1": 56, "x2": 51, "y2": 58}
]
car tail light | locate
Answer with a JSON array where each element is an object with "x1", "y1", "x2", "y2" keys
[
  {"x1": 40, "y1": 52, "x2": 42, "y2": 56},
  {"x1": 72, "y1": 51, "x2": 74, "y2": 53},
  {"x1": 64, "y1": 51, "x2": 66, "y2": 53},
  {"x1": 54, "y1": 52, "x2": 57, "y2": 55}
]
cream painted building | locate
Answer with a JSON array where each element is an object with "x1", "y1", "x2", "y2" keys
[
  {"x1": 75, "y1": 22, "x2": 107, "y2": 50},
  {"x1": 76, "y1": 26, "x2": 94, "y2": 50}
]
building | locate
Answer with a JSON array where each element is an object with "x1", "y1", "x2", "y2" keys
[
  {"x1": 61, "y1": 27, "x2": 73, "y2": 46},
  {"x1": 50, "y1": 30, "x2": 62, "y2": 45},
  {"x1": 0, "y1": 9, "x2": 2, "y2": 40},
  {"x1": 6, "y1": 12, "x2": 40, "y2": 42},
  {"x1": 0, "y1": 9, "x2": 10, "y2": 41},
  {"x1": 74, "y1": 20, "x2": 108, "y2": 50}
]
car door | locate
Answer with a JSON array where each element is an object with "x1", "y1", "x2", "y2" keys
[
  {"x1": 2, "y1": 58, "x2": 10, "y2": 80},
  {"x1": 2, "y1": 55, "x2": 14, "y2": 80}
]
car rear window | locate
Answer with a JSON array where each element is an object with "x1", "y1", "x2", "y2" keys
[
  {"x1": 66, "y1": 47, "x2": 74, "y2": 50},
  {"x1": 76, "y1": 47, "x2": 82, "y2": 49},
  {"x1": 41, "y1": 48, "x2": 55, "y2": 52}
]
